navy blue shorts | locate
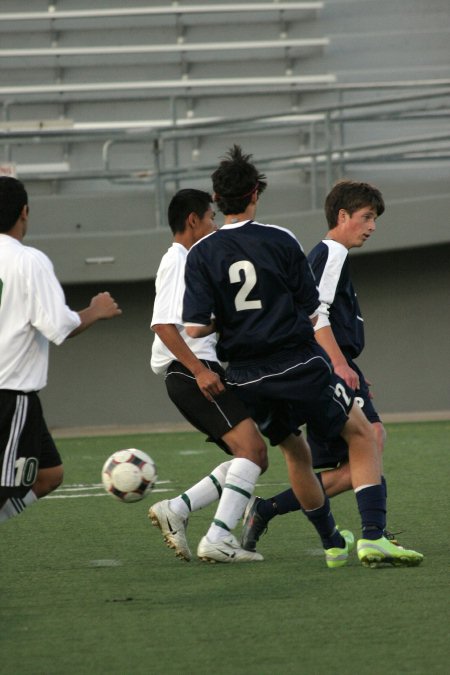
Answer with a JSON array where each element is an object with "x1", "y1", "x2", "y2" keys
[
  {"x1": 165, "y1": 360, "x2": 251, "y2": 455},
  {"x1": 226, "y1": 343, "x2": 355, "y2": 446},
  {"x1": 0, "y1": 390, "x2": 62, "y2": 499},
  {"x1": 307, "y1": 358, "x2": 381, "y2": 469}
]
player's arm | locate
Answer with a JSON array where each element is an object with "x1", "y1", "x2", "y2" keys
[
  {"x1": 152, "y1": 322, "x2": 224, "y2": 400},
  {"x1": 314, "y1": 321, "x2": 360, "y2": 389},
  {"x1": 185, "y1": 320, "x2": 216, "y2": 338},
  {"x1": 309, "y1": 243, "x2": 359, "y2": 389},
  {"x1": 69, "y1": 292, "x2": 122, "y2": 337}
]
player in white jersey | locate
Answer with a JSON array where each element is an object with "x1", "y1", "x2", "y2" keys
[
  {"x1": 148, "y1": 188, "x2": 268, "y2": 564},
  {"x1": 0, "y1": 176, "x2": 122, "y2": 523}
]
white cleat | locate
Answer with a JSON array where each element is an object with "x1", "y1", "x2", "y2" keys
[
  {"x1": 197, "y1": 534, "x2": 264, "y2": 563},
  {"x1": 149, "y1": 500, "x2": 191, "y2": 562}
]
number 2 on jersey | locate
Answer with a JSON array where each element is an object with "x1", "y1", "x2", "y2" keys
[{"x1": 229, "y1": 261, "x2": 262, "y2": 311}]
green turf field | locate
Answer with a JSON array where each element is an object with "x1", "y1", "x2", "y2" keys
[{"x1": 1, "y1": 421, "x2": 448, "y2": 675}]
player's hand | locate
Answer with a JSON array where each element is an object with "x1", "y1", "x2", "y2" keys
[
  {"x1": 195, "y1": 368, "x2": 225, "y2": 401},
  {"x1": 334, "y1": 363, "x2": 359, "y2": 390},
  {"x1": 90, "y1": 292, "x2": 122, "y2": 319}
]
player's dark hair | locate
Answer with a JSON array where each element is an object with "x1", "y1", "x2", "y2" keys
[
  {"x1": 325, "y1": 180, "x2": 385, "y2": 228},
  {"x1": 0, "y1": 176, "x2": 28, "y2": 233},
  {"x1": 167, "y1": 188, "x2": 213, "y2": 235},
  {"x1": 211, "y1": 145, "x2": 267, "y2": 215}
]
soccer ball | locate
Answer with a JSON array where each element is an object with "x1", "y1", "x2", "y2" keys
[{"x1": 101, "y1": 448, "x2": 157, "y2": 503}]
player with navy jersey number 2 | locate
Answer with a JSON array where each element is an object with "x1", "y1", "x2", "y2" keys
[
  {"x1": 0, "y1": 176, "x2": 122, "y2": 523},
  {"x1": 184, "y1": 147, "x2": 423, "y2": 568},
  {"x1": 149, "y1": 188, "x2": 267, "y2": 564},
  {"x1": 241, "y1": 180, "x2": 406, "y2": 559}
]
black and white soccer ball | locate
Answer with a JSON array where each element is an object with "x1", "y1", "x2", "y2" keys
[{"x1": 101, "y1": 449, "x2": 157, "y2": 503}]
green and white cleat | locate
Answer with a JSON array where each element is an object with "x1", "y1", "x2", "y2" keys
[
  {"x1": 357, "y1": 536, "x2": 423, "y2": 568},
  {"x1": 198, "y1": 534, "x2": 264, "y2": 563},
  {"x1": 325, "y1": 529, "x2": 355, "y2": 569},
  {"x1": 149, "y1": 500, "x2": 192, "y2": 562}
]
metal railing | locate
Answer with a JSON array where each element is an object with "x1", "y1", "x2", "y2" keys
[{"x1": 1, "y1": 83, "x2": 449, "y2": 227}]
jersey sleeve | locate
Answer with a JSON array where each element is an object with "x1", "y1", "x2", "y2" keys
[
  {"x1": 24, "y1": 249, "x2": 81, "y2": 345},
  {"x1": 309, "y1": 240, "x2": 348, "y2": 308},
  {"x1": 150, "y1": 249, "x2": 185, "y2": 329},
  {"x1": 289, "y1": 237, "x2": 320, "y2": 317},
  {"x1": 183, "y1": 246, "x2": 214, "y2": 327}
]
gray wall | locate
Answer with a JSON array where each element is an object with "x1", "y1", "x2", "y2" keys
[{"x1": 39, "y1": 243, "x2": 450, "y2": 431}]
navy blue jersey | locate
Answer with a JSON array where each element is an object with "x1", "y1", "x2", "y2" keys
[
  {"x1": 183, "y1": 220, "x2": 320, "y2": 363},
  {"x1": 308, "y1": 239, "x2": 364, "y2": 359}
]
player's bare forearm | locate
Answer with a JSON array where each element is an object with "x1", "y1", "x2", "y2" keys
[
  {"x1": 185, "y1": 321, "x2": 216, "y2": 338},
  {"x1": 70, "y1": 292, "x2": 122, "y2": 337},
  {"x1": 314, "y1": 325, "x2": 359, "y2": 389}
]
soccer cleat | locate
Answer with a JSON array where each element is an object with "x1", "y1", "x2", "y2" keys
[
  {"x1": 325, "y1": 529, "x2": 355, "y2": 569},
  {"x1": 148, "y1": 500, "x2": 192, "y2": 562},
  {"x1": 384, "y1": 529, "x2": 403, "y2": 546},
  {"x1": 241, "y1": 496, "x2": 269, "y2": 551},
  {"x1": 197, "y1": 534, "x2": 264, "y2": 563},
  {"x1": 357, "y1": 536, "x2": 423, "y2": 568}
]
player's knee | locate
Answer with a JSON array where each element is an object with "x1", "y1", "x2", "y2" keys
[
  {"x1": 33, "y1": 465, "x2": 64, "y2": 498},
  {"x1": 256, "y1": 446, "x2": 269, "y2": 474},
  {"x1": 373, "y1": 422, "x2": 387, "y2": 452}
]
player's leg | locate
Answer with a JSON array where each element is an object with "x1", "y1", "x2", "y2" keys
[
  {"x1": 151, "y1": 361, "x2": 265, "y2": 562},
  {"x1": 342, "y1": 404, "x2": 423, "y2": 567},
  {"x1": 198, "y1": 417, "x2": 266, "y2": 563},
  {"x1": 278, "y1": 433, "x2": 354, "y2": 568},
  {"x1": 149, "y1": 459, "x2": 232, "y2": 561},
  {"x1": 0, "y1": 391, "x2": 45, "y2": 524},
  {"x1": 241, "y1": 427, "x2": 349, "y2": 550}
]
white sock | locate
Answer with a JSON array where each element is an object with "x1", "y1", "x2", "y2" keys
[
  {"x1": 169, "y1": 461, "x2": 232, "y2": 517},
  {"x1": 0, "y1": 490, "x2": 38, "y2": 523},
  {"x1": 206, "y1": 457, "x2": 261, "y2": 543}
]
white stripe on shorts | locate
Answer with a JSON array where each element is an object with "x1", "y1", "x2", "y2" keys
[{"x1": 1, "y1": 394, "x2": 28, "y2": 487}]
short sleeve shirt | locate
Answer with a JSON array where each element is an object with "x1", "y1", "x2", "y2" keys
[
  {"x1": 183, "y1": 221, "x2": 320, "y2": 363},
  {"x1": 0, "y1": 235, "x2": 81, "y2": 391},
  {"x1": 150, "y1": 242, "x2": 218, "y2": 374},
  {"x1": 308, "y1": 239, "x2": 364, "y2": 359}
]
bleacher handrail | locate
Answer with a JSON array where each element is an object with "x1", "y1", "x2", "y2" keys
[
  {"x1": 0, "y1": 38, "x2": 329, "y2": 59},
  {"x1": 0, "y1": 3, "x2": 324, "y2": 22},
  {"x1": 0, "y1": 74, "x2": 337, "y2": 98}
]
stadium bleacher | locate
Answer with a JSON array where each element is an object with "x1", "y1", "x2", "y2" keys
[{"x1": 1, "y1": 0, "x2": 448, "y2": 426}]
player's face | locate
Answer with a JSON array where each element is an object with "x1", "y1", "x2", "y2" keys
[
  {"x1": 196, "y1": 206, "x2": 217, "y2": 241},
  {"x1": 340, "y1": 206, "x2": 377, "y2": 248}
]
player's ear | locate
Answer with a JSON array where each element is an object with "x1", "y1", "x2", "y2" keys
[{"x1": 186, "y1": 211, "x2": 198, "y2": 230}]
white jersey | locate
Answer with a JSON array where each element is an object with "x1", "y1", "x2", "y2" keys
[
  {"x1": 0, "y1": 235, "x2": 81, "y2": 391},
  {"x1": 150, "y1": 242, "x2": 218, "y2": 374}
]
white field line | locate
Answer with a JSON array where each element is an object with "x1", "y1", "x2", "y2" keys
[
  {"x1": 44, "y1": 479, "x2": 289, "y2": 499},
  {"x1": 44, "y1": 479, "x2": 173, "y2": 499}
]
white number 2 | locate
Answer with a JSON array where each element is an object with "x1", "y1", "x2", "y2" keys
[
  {"x1": 334, "y1": 382, "x2": 352, "y2": 407},
  {"x1": 229, "y1": 261, "x2": 262, "y2": 311}
]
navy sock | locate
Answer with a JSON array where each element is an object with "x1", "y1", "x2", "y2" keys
[
  {"x1": 381, "y1": 475, "x2": 387, "y2": 498},
  {"x1": 257, "y1": 488, "x2": 301, "y2": 522},
  {"x1": 355, "y1": 484, "x2": 386, "y2": 540},
  {"x1": 303, "y1": 495, "x2": 344, "y2": 550}
]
